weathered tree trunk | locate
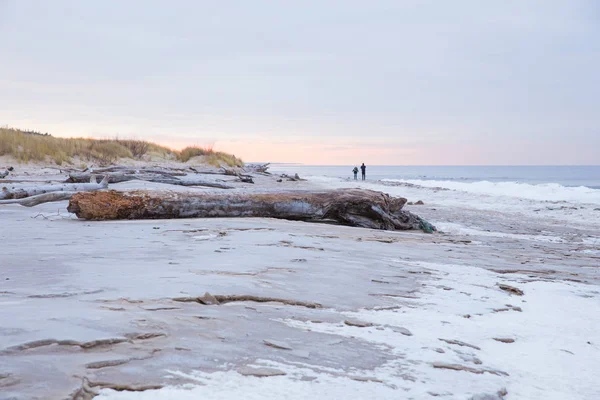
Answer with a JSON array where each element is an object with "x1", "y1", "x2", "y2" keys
[
  {"x1": 66, "y1": 170, "x2": 183, "y2": 183},
  {"x1": 162, "y1": 179, "x2": 234, "y2": 189},
  {"x1": 84, "y1": 166, "x2": 185, "y2": 175},
  {"x1": 67, "y1": 189, "x2": 436, "y2": 232},
  {"x1": 0, "y1": 191, "x2": 77, "y2": 207},
  {"x1": 0, "y1": 176, "x2": 109, "y2": 200},
  {"x1": 66, "y1": 172, "x2": 234, "y2": 189},
  {"x1": 67, "y1": 172, "x2": 173, "y2": 184}
]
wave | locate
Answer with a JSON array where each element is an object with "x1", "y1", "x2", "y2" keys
[{"x1": 381, "y1": 179, "x2": 600, "y2": 205}]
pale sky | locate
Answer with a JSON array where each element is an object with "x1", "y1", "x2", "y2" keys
[{"x1": 1, "y1": 0, "x2": 599, "y2": 165}]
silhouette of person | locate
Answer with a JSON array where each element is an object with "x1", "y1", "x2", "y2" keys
[
  {"x1": 360, "y1": 163, "x2": 366, "y2": 180},
  {"x1": 352, "y1": 166, "x2": 359, "y2": 180}
]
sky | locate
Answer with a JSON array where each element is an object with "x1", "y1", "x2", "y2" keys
[{"x1": 0, "y1": 0, "x2": 599, "y2": 165}]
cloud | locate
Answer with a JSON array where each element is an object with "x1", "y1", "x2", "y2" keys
[{"x1": 0, "y1": 0, "x2": 598, "y2": 164}]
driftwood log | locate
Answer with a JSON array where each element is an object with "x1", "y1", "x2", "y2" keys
[
  {"x1": 244, "y1": 163, "x2": 270, "y2": 174},
  {"x1": 0, "y1": 191, "x2": 78, "y2": 207},
  {"x1": 219, "y1": 167, "x2": 254, "y2": 183},
  {"x1": 188, "y1": 166, "x2": 230, "y2": 175},
  {"x1": 0, "y1": 176, "x2": 109, "y2": 201},
  {"x1": 66, "y1": 172, "x2": 234, "y2": 189},
  {"x1": 95, "y1": 167, "x2": 185, "y2": 175},
  {"x1": 159, "y1": 179, "x2": 234, "y2": 189},
  {"x1": 66, "y1": 169, "x2": 185, "y2": 182},
  {"x1": 67, "y1": 189, "x2": 436, "y2": 232},
  {"x1": 70, "y1": 166, "x2": 186, "y2": 175},
  {"x1": 67, "y1": 172, "x2": 152, "y2": 184}
]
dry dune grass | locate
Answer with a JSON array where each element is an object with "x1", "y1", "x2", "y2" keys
[
  {"x1": 177, "y1": 146, "x2": 243, "y2": 167},
  {"x1": 0, "y1": 127, "x2": 242, "y2": 167}
]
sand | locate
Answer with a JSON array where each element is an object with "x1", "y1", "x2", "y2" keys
[{"x1": 1, "y1": 160, "x2": 599, "y2": 399}]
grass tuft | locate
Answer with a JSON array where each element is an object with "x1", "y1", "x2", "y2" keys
[
  {"x1": 177, "y1": 146, "x2": 213, "y2": 163},
  {"x1": 178, "y1": 145, "x2": 243, "y2": 167}
]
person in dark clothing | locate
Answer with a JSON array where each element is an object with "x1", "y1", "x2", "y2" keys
[
  {"x1": 352, "y1": 166, "x2": 359, "y2": 180},
  {"x1": 360, "y1": 163, "x2": 366, "y2": 180}
]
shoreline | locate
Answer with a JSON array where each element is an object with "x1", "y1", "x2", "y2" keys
[{"x1": 1, "y1": 163, "x2": 599, "y2": 399}]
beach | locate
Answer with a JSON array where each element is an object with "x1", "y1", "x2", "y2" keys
[
  {"x1": 1, "y1": 162, "x2": 599, "y2": 400},
  {"x1": 3, "y1": 0, "x2": 599, "y2": 397}
]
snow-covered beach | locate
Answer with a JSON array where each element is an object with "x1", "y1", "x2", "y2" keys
[{"x1": 1, "y1": 164, "x2": 599, "y2": 400}]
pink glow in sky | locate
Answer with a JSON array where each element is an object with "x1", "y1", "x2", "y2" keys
[{"x1": 1, "y1": 1, "x2": 599, "y2": 165}]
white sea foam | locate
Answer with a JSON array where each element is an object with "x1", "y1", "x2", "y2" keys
[{"x1": 381, "y1": 179, "x2": 600, "y2": 205}]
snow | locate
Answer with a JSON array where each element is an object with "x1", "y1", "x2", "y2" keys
[
  {"x1": 100, "y1": 367, "x2": 400, "y2": 400},
  {"x1": 99, "y1": 262, "x2": 600, "y2": 400}
]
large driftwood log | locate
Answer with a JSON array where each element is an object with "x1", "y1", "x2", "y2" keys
[
  {"x1": 66, "y1": 172, "x2": 234, "y2": 189},
  {"x1": 0, "y1": 176, "x2": 109, "y2": 200},
  {"x1": 67, "y1": 172, "x2": 173, "y2": 184},
  {"x1": 67, "y1": 189, "x2": 436, "y2": 232},
  {"x1": 81, "y1": 166, "x2": 185, "y2": 175},
  {"x1": 66, "y1": 171, "x2": 183, "y2": 183}
]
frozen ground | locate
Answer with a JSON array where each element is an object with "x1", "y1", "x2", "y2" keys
[{"x1": 1, "y1": 167, "x2": 599, "y2": 399}]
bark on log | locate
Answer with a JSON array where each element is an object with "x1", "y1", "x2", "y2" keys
[
  {"x1": 67, "y1": 189, "x2": 436, "y2": 232},
  {"x1": 0, "y1": 176, "x2": 109, "y2": 200}
]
